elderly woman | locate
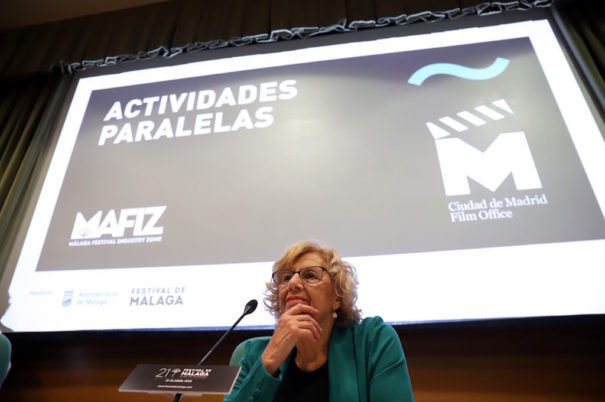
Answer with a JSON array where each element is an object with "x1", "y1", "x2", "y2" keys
[{"x1": 224, "y1": 240, "x2": 414, "y2": 402}]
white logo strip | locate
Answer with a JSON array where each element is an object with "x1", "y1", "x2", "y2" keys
[{"x1": 426, "y1": 99, "x2": 514, "y2": 140}]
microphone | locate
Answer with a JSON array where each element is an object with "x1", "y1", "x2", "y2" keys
[
  {"x1": 173, "y1": 299, "x2": 258, "y2": 402},
  {"x1": 196, "y1": 299, "x2": 257, "y2": 366}
]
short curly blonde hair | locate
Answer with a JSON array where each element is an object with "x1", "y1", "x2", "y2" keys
[{"x1": 264, "y1": 240, "x2": 361, "y2": 327}]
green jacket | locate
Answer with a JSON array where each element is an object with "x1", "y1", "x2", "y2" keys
[{"x1": 224, "y1": 316, "x2": 414, "y2": 402}]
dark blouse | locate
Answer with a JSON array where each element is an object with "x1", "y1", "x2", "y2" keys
[{"x1": 273, "y1": 355, "x2": 329, "y2": 402}]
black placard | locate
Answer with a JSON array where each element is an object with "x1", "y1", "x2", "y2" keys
[{"x1": 119, "y1": 364, "x2": 240, "y2": 395}]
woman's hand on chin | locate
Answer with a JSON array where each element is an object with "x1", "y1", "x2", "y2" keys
[{"x1": 261, "y1": 304, "x2": 321, "y2": 375}]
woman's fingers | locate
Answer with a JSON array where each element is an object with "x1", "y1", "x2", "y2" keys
[
  {"x1": 291, "y1": 314, "x2": 321, "y2": 340},
  {"x1": 261, "y1": 306, "x2": 323, "y2": 373},
  {"x1": 286, "y1": 303, "x2": 318, "y2": 316},
  {"x1": 280, "y1": 311, "x2": 320, "y2": 341}
]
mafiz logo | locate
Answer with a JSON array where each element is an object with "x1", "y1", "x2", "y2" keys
[
  {"x1": 71, "y1": 206, "x2": 166, "y2": 240},
  {"x1": 409, "y1": 58, "x2": 542, "y2": 196}
]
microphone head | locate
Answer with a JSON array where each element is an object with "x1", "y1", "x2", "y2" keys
[{"x1": 244, "y1": 299, "x2": 258, "y2": 315}]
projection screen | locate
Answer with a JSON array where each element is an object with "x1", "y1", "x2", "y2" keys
[{"x1": 1, "y1": 18, "x2": 604, "y2": 332}]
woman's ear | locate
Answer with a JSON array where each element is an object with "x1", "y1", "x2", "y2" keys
[{"x1": 333, "y1": 297, "x2": 341, "y2": 311}]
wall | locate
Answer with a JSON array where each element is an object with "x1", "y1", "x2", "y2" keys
[{"x1": 1, "y1": 315, "x2": 603, "y2": 401}]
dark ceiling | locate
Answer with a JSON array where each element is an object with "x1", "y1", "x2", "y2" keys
[{"x1": 0, "y1": 0, "x2": 171, "y2": 30}]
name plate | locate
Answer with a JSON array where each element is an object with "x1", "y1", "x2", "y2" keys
[{"x1": 119, "y1": 364, "x2": 241, "y2": 396}]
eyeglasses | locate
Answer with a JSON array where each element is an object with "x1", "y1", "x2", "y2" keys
[{"x1": 272, "y1": 266, "x2": 329, "y2": 287}]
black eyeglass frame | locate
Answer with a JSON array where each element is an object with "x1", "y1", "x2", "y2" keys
[{"x1": 271, "y1": 266, "x2": 330, "y2": 287}]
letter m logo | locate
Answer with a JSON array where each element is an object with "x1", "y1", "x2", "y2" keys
[{"x1": 435, "y1": 132, "x2": 542, "y2": 196}]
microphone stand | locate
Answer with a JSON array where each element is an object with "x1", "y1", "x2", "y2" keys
[{"x1": 173, "y1": 300, "x2": 257, "y2": 402}]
